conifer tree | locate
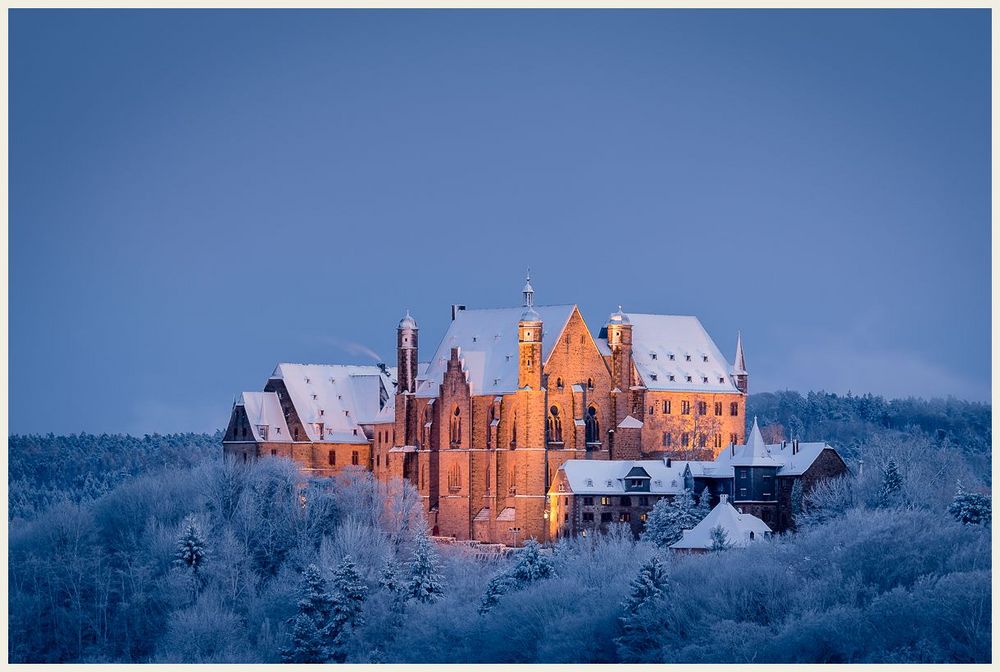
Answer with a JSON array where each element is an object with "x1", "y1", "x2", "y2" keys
[
  {"x1": 616, "y1": 555, "x2": 671, "y2": 661},
  {"x1": 377, "y1": 557, "x2": 404, "y2": 595},
  {"x1": 327, "y1": 555, "x2": 368, "y2": 663},
  {"x1": 174, "y1": 515, "x2": 208, "y2": 574},
  {"x1": 282, "y1": 564, "x2": 334, "y2": 663},
  {"x1": 406, "y1": 533, "x2": 445, "y2": 604},
  {"x1": 621, "y1": 555, "x2": 669, "y2": 615},
  {"x1": 790, "y1": 479, "x2": 804, "y2": 517},
  {"x1": 709, "y1": 525, "x2": 730, "y2": 552},
  {"x1": 696, "y1": 488, "x2": 713, "y2": 520},
  {"x1": 478, "y1": 539, "x2": 555, "y2": 614},
  {"x1": 640, "y1": 489, "x2": 700, "y2": 548},
  {"x1": 877, "y1": 459, "x2": 904, "y2": 508},
  {"x1": 948, "y1": 481, "x2": 991, "y2": 526}
]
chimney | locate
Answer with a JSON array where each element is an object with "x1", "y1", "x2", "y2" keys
[
  {"x1": 793, "y1": 439, "x2": 799, "y2": 455},
  {"x1": 666, "y1": 457, "x2": 672, "y2": 468},
  {"x1": 781, "y1": 440, "x2": 786, "y2": 450},
  {"x1": 451, "y1": 304, "x2": 466, "y2": 320}
]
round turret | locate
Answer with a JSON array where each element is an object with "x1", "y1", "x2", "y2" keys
[
  {"x1": 398, "y1": 309, "x2": 418, "y2": 331},
  {"x1": 608, "y1": 305, "x2": 630, "y2": 325}
]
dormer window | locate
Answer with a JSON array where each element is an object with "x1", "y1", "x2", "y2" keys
[
  {"x1": 319, "y1": 409, "x2": 325, "y2": 416},
  {"x1": 312, "y1": 394, "x2": 317, "y2": 400},
  {"x1": 650, "y1": 353, "x2": 657, "y2": 360},
  {"x1": 685, "y1": 355, "x2": 691, "y2": 362},
  {"x1": 702, "y1": 376, "x2": 708, "y2": 383},
  {"x1": 473, "y1": 336, "x2": 478, "y2": 343},
  {"x1": 686, "y1": 376, "x2": 692, "y2": 382},
  {"x1": 719, "y1": 377, "x2": 725, "y2": 383},
  {"x1": 650, "y1": 374, "x2": 658, "y2": 381},
  {"x1": 703, "y1": 355, "x2": 709, "y2": 362},
  {"x1": 669, "y1": 354, "x2": 675, "y2": 361},
  {"x1": 669, "y1": 375, "x2": 675, "y2": 381},
  {"x1": 606, "y1": 480, "x2": 613, "y2": 487},
  {"x1": 305, "y1": 377, "x2": 310, "y2": 384},
  {"x1": 585, "y1": 478, "x2": 594, "y2": 487},
  {"x1": 257, "y1": 425, "x2": 268, "y2": 440}
]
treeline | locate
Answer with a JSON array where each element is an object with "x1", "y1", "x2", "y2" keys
[
  {"x1": 9, "y1": 432, "x2": 222, "y2": 520},
  {"x1": 8, "y1": 456, "x2": 990, "y2": 663}
]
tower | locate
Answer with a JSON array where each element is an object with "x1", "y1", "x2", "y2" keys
[
  {"x1": 733, "y1": 331, "x2": 748, "y2": 394},
  {"x1": 607, "y1": 306, "x2": 633, "y2": 394},
  {"x1": 397, "y1": 310, "x2": 418, "y2": 394},
  {"x1": 518, "y1": 271, "x2": 542, "y2": 390}
]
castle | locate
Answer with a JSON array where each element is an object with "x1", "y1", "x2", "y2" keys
[{"x1": 223, "y1": 275, "x2": 751, "y2": 545}]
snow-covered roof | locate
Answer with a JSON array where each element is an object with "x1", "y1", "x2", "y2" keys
[
  {"x1": 730, "y1": 418, "x2": 782, "y2": 467},
  {"x1": 270, "y1": 363, "x2": 395, "y2": 443},
  {"x1": 237, "y1": 391, "x2": 290, "y2": 442},
  {"x1": 670, "y1": 495, "x2": 771, "y2": 550},
  {"x1": 558, "y1": 459, "x2": 690, "y2": 495},
  {"x1": 617, "y1": 415, "x2": 644, "y2": 429},
  {"x1": 415, "y1": 304, "x2": 576, "y2": 398},
  {"x1": 603, "y1": 313, "x2": 739, "y2": 393}
]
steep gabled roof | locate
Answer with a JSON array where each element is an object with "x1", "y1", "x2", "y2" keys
[
  {"x1": 237, "y1": 391, "x2": 290, "y2": 442},
  {"x1": 270, "y1": 363, "x2": 395, "y2": 443},
  {"x1": 414, "y1": 304, "x2": 577, "y2": 398},
  {"x1": 600, "y1": 313, "x2": 740, "y2": 393},
  {"x1": 670, "y1": 495, "x2": 771, "y2": 550},
  {"x1": 558, "y1": 459, "x2": 690, "y2": 495},
  {"x1": 730, "y1": 417, "x2": 782, "y2": 467}
]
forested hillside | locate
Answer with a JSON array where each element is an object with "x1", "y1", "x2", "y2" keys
[{"x1": 7, "y1": 392, "x2": 991, "y2": 663}]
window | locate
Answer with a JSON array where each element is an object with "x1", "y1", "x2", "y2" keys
[
  {"x1": 319, "y1": 409, "x2": 325, "y2": 416},
  {"x1": 699, "y1": 434, "x2": 707, "y2": 447},
  {"x1": 583, "y1": 512, "x2": 594, "y2": 522},
  {"x1": 714, "y1": 433, "x2": 722, "y2": 448},
  {"x1": 547, "y1": 406, "x2": 563, "y2": 443},
  {"x1": 702, "y1": 376, "x2": 709, "y2": 383},
  {"x1": 663, "y1": 400, "x2": 671, "y2": 414},
  {"x1": 448, "y1": 464, "x2": 461, "y2": 492},
  {"x1": 714, "y1": 402, "x2": 723, "y2": 415},
  {"x1": 583, "y1": 496, "x2": 594, "y2": 505},
  {"x1": 650, "y1": 352, "x2": 657, "y2": 360},
  {"x1": 487, "y1": 405, "x2": 496, "y2": 448},
  {"x1": 328, "y1": 450, "x2": 336, "y2": 466},
  {"x1": 697, "y1": 401, "x2": 707, "y2": 415},
  {"x1": 243, "y1": 453, "x2": 247, "y2": 463},
  {"x1": 449, "y1": 407, "x2": 462, "y2": 447},
  {"x1": 351, "y1": 451, "x2": 359, "y2": 466},
  {"x1": 685, "y1": 354, "x2": 691, "y2": 361},
  {"x1": 681, "y1": 433, "x2": 690, "y2": 447},
  {"x1": 620, "y1": 512, "x2": 631, "y2": 522},
  {"x1": 739, "y1": 487, "x2": 748, "y2": 498},
  {"x1": 564, "y1": 513, "x2": 569, "y2": 522},
  {"x1": 588, "y1": 378, "x2": 594, "y2": 389},
  {"x1": 585, "y1": 406, "x2": 600, "y2": 444},
  {"x1": 686, "y1": 376, "x2": 693, "y2": 383},
  {"x1": 271, "y1": 449, "x2": 277, "y2": 456},
  {"x1": 621, "y1": 496, "x2": 632, "y2": 507},
  {"x1": 510, "y1": 411, "x2": 518, "y2": 449},
  {"x1": 258, "y1": 425, "x2": 268, "y2": 440},
  {"x1": 556, "y1": 377, "x2": 564, "y2": 389},
  {"x1": 376, "y1": 454, "x2": 380, "y2": 467},
  {"x1": 639, "y1": 496, "x2": 648, "y2": 506},
  {"x1": 669, "y1": 375, "x2": 675, "y2": 382},
  {"x1": 730, "y1": 433, "x2": 739, "y2": 445},
  {"x1": 662, "y1": 431, "x2": 670, "y2": 447},
  {"x1": 703, "y1": 355, "x2": 709, "y2": 362},
  {"x1": 681, "y1": 401, "x2": 691, "y2": 415},
  {"x1": 600, "y1": 496, "x2": 611, "y2": 506},
  {"x1": 669, "y1": 354, "x2": 675, "y2": 361},
  {"x1": 749, "y1": 531, "x2": 755, "y2": 540},
  {"x1": 739, "y1": 469, "x2": 748, "y2": 478},
  {"x1": 649, "y1": 405, "x2": 654, "y2": 414},
  {"x1": 640, "y1": 512, "x2": 648, "y2": 522},
  {"x1": 601, "y1": 512, "x2": 613, "y2": 523},
  {"x1": 730, "y1": 402, "x2": 739, "y2": 416}
]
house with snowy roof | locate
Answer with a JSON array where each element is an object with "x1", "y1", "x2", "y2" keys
[
  {"x1": 547, "y1": 417, "x2": 848, "y2": 538},
  {"x1": 670, "y1": 494, "x2": 772, "y2": 553},
  {"x1": 224, "y1": 273, "x2": 750, "y2": 545}
]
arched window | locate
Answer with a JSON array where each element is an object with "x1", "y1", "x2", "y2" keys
[
  {"x1": 547, "y1": 405, "x2": 563, "y2": 444},
  {"x1": 585, "y1": 406, "x2": 600, "y2": 444},
  {"x1": 587, "y1": 378, "x2": 594, "y2": 389},
  {"x1": 510, "y1": 411, "x2": 518, "y2": 449},
  {"x1": 449, "y1": 406, "x2": 462, "y2": 447},
  {"x1": 556, "y1": 377, "x2": 564, "y2": 390},
  {"x1": 448, "y1": 463, "x2": 461, "y2": 492}
]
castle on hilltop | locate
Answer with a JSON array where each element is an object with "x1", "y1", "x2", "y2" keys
[{"x1": 224, "y1": 274, "x2": 757, "y2": 545}]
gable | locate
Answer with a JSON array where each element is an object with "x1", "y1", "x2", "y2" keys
[{"x1": 541, "y1": 307, "x2": 613, "y2": 387}]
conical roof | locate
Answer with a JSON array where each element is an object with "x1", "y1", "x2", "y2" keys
[{"x1": 731, "y1": 417, "x2": 781, "y2": 467}]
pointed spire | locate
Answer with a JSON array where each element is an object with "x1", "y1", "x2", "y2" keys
[
  {"x1": 732, "y1": 416, "x2": 778, "y2": 466},
  {"x1": 733, "y1": 331, "x2": 747, "y2": 374},
  {"x1": 522, "y1": 267, "x2": 534, "y2": 307}
]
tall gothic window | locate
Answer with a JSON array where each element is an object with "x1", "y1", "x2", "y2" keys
[
  {"x1": 585, "y1": 406, "x2": 600, "y2": 444},
  {"x1": 448, "y1": 463, "x2": 461, "y2": 492},
  {"x1": 449, "y1": 406, "x2": 462, "y2": 447},
  {"x1": 486, "y1": 405, "x2": 496, "y2": 448},
  {"x1": 510, "y1": 411, "x2": 518, "y2": 449},
  {"x1": 547, "y1": 405, "x2": 563, "y2": 444}
]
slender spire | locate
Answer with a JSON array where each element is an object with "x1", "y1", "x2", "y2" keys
[
  {"x1": 522, "y1": 267, "x2": 534, "y2": 307},
  {"x1": 733, "y1": 330, "x2": 747, "y2": 374}
]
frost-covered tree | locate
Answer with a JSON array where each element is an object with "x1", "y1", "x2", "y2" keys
[
  {"x1": 641, "y1": 489, "x2": 699, "y2": 548},
  {"x1": 479, "y1": 539, "x2": 554, "y2": 614},
  {"x1": 406, "y1": 533, "x2": 444, "y2": 604},
  {"x1": 616, "y1": 554, "x2": 671, "y2": 662},
  {"x1": 175, "y1": 515, "x2": 208, "y2": 575},
  {"x1": 877, "y1": 459, "x2": 904, "y2": 508},
  {"x1": 281, "y1": 564, "x2": 334, "y2": 663},
  {"x1": 947, "y1": 482, "x2": 991, "y2": 527},
  {"x1": 328, "y1": 555, "x2": 368, "y2": 663},
  {"x1": 377, "y1": 557, "x2": 404, "y2": 595},
  {"x1": 696, "y1": 488, "x2": 713, "y2": 519},
  {"x1": 709, "y1": 525, "x2": 730, "y2": 552}
]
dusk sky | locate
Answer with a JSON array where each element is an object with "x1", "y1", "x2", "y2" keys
[{"x1": 10, "y1": 9, "x2": 990, "y2": 435}]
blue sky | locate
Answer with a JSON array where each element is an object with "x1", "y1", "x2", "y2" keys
[{"x1": 9, "y1": 9, "x2": 991, "y2": 434}]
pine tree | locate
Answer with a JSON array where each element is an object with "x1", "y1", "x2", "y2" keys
[
  {"x1": 621, "y1": 555, "x2": 669, "y2": 615},
  {"x1": 696, "y1": 488, "x2": 713, "y2": 520},
  {"x1": 478, "y1": 539, "x2": 555, "y2": 614},
  {"x1": 282, "y1": 564, "x2": 335, "y2": 663},
  {"x1": 406, "y1": 533, "x2": 445, "y2": 604},
  {"x1": 174, "y1": 515, "x2": 208, "y2": 574},
  {"x1": 616, "y1": 555, "x2": 671, "y2": 662},
  {"x1": 948, "y1": 481, "x2": 992, "y2": 526},
  {"x1": 877, "y1": 459, "x2": 904, "y2": 508},
  {"x1": 640, "y1": 489, "x2": 700, "y2": 548},
  {"x1": 377, "y1": 557, "x2": 404, "y2": 595},
  {"x1": 709, "y1": 525, "x2": 730, "y2": 552},
  {"x1": 327, "y1": 555, "x2": 368, "y2": 663}
]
